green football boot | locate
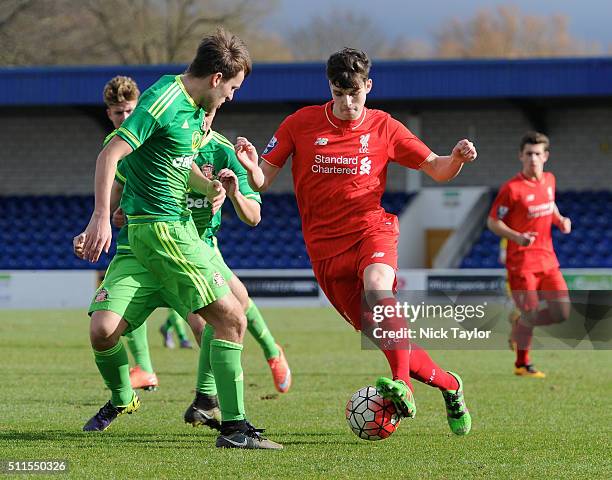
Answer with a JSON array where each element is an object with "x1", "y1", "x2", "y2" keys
[
  {"x1": 441, "y1": 372, "x2": 471, "y2": 435},
  {"x1": 375, "y1": 377, "x2": 416, "y2": 418}
]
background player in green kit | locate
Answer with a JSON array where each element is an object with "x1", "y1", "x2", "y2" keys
[
  {"x1": 101, "y1": 75, "x2": 160, "y2": 391},
  {"x1": 173, "y1": 110, "x2": 293, "y2": 427},
  {"x1": 81, "y1": 28, "x2": 282, "y2": 449},
  {"x1": 114, "y1": 108, "x2": 292, "y2": 403},
  {"x1": 191, "y1": 123, "x2": 292, "y2": 395}
]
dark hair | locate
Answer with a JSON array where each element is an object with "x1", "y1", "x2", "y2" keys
[
  {"x1": 520, "y1": 131, "x2": 550, "y2": 152},
  {"x1": 103, "y1": 76, "x2": 140, "y2": 106},
  {"x1": 186, "y1": 27, "x2": 252, "y2": 80},
  {"x1": 326, "y1": 48, "x2": 371, "y2": 90}
]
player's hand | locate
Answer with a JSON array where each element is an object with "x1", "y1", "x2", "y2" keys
[
  {"x1": 559, "y1": 216, "x2": 572, "y2": 234},
  {"x1": 206, "y1": 179, "x2": 226, "y2": 215},
  {"x1": 112, "y1": 207, "x2": 126, "y2": 228},
  {"x1": 218, "y1": 168, "x2": 239, "y2": 197},
  {"x1": 235, "y1": 136, "x2": 259, "y2": 170},
  {"x1": 515, "y1": 231, "x2": 537, "y2": 247},
  {"x1": 73, "y1": 232, "x2": 86, "y2": 259},
  {"x1": 82, "y1": 213, "x2": 112, "y2": 263},
  {"x1": 452, "y1": 139, "x2": 477, "y2": 163}
]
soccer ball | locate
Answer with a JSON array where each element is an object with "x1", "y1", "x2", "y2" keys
[{"x1": 345, "y1": 386, "x2": 401, "y2": 440}]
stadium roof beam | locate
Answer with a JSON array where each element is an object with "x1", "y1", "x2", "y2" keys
[{"x1": 1, "y1": 58, "x2": 612, "y2": 106}]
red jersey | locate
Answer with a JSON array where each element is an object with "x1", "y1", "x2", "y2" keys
[
  {"x1": 261, "y1": 101, "x2": 433, "y2": 261},
  {"x1": 489, "y1": 172, "x2": 559, "y2": 273}
]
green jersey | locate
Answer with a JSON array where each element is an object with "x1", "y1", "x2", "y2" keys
[
  {"x1": 116, "y1": 74, "x2": 205, "y2": 223},
  {"x1": 189, "y1": 130, "x2": 261, "y2": 246},
  {"x1": 114, "y1": 130, "x2": 260, "y2": 253}
]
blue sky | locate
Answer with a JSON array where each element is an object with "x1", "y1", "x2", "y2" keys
[{"x1": 267, "y1": 0, "x2": 611, "y2": 49}]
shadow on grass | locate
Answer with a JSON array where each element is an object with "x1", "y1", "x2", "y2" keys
[
  {"x1": 0, "y1": 429, "x2": 216, "y2": 445},
  {"x1": 0, "y1": 429, "x2": 364, "y2": 447}
]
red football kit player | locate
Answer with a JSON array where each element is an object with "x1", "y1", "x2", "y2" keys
[
  {"x1": 488, "y1": 132, "x2": 571, "y2": 378},
  {"x1": 236, "y1": 48, "x2": 476, "y2": 434},
  {"x1": 261, "y1": 101, "x2": 431, "y2": 325}
]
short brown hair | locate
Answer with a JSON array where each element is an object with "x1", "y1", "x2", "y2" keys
[
  {"x1": 520, "y1": 131, "x2": 550, "y2": 152},
  {"x1": 103, "y1": 76, "x2": 140, "y2": 106},
  {"x1": 186, "y1": 28, "x2": 252, "y2": 80},
  {"x1": 326, "y1": 48, "x2": 371, "y2": 90}
]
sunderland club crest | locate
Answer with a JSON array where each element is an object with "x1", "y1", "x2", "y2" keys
[{"x1": 200, "y1": 163, "x2": 215, "y2": 179}]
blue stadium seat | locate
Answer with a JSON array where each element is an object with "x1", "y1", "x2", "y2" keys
[{"x1": 15, "y1": 191, "x2": 591, "y2": 270}]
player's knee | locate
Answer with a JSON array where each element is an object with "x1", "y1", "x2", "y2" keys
[
  {"x1": 363, "y1": 264, "x2": 394, "y2": 292},
  {"x1": 227, "y1": 310, "x2": 247, "y2": 340},
  {"x1": 201, "y1": 296, "x2": 246, "y2": 342},
  {"x1": 89, "y1": 312, "x2": 123, "y2": 349}
]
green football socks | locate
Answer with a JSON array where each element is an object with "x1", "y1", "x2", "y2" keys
[
  {"x1": 210, "y1": 338, "x2": 245, "y2": 421},
  {"x1": 196, "y1": 324, "x2": 217, "y2": 395},
  {"x1": 94, "y1": 342, "x2": 135, "y2": 407},
  {"x1": 125, "y1": 323, "x2": 154, "y2": 373},
  {"x1": 246, "y1": 300, "x2": 279, "y2": 360},
  {"x1": 164, "y1": 309, "x2": 189, "y2": 341}
]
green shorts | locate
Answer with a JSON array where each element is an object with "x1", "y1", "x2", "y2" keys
[
  {"x1": 129, "y1": 218, "x2": 231, "y2": 317},
  {"x1": 88, "y1": 253, "x2": 169, "y2": 333}
]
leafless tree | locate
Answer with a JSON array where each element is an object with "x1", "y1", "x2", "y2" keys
[
  {"x1": 0, "y1": 0, "x2": 284, "y2": 65},
  {"x1": 435, "y1": 6, "x2": 600, "y2": 58},
  {"x1": 285, "y1": 10, "x2": 390, "y2": 61}
]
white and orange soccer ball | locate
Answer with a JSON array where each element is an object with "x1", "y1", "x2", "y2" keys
[{"x1": 345, "y1": 386, "x2": 401, "y2": 440}]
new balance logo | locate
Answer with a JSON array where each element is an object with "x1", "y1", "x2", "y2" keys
[
  {"x1": 182, "y1": 120, "x2": 189, "y2": 129},
  {"x1": 314, "y1": 137, "x2": 328, "y2": 145},
  {"x1": 371, "y1": 252, "x2": 385, "y2": 258},
  {"x1": 359, "y1": 157, "x2": 371, "y2": 175}
]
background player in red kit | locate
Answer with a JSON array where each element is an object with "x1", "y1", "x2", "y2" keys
[
  {"x1": 236, "y1": 48, "x2": 476, "y2": 435},
  {"x1": 488, "y1": 132, "x2": 572, "y2": 378}
]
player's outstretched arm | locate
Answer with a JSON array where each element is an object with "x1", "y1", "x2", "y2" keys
[
  {"x1": 421, "y1": 139, "x2": 477, "y2": 182},
  {"x1": 234, "y1": 137, "x2": 280, "y2": 192},
  {"x1": 218, "y1": 168, "x2": 261, "y2": 226},
  {"x1": 82, "y1": 136, "x2": 133, "y2": 262},
  {"x1": 487, "y1": 217, "x2": 536, "y2": 247}
]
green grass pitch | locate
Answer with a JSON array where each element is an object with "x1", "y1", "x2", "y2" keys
[{"x1": 0, "y1": 308, "x2": 610, "y2": 479}]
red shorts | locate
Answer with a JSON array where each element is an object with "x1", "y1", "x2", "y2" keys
[
  {"x1": 312, "y1": 219, "x2": 399, "y2": 330},
  {"x1": 508, "y1": 268, "x2": 568, "y2": 312}
]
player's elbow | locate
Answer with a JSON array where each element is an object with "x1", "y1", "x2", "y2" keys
[
  {"x1": 432, "y1": 173, "x2": 452, "y2": 183},
  {"x1": 255, "y1": 181, "x2": 270, "y2": 193},
  {"x1": 486, "y1": 217, "x2": 499, "y2": 234},
  {"x1": 423, "y1": 164, "x2": 452, "y2": 183},
  {"x1": 246, "y1": 216, "x2": 260, "y2": 227}
]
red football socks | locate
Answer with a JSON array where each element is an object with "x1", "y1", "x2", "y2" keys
[{"x1": 409, "y1": 345, "x2": 459, "y2": 391}]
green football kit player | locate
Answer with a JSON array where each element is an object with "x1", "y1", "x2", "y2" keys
[
  {"x1": 95, "y1": 75, "x2": 159, "y2": 392},
  {"x1": 113, "y1": 120, "x2": 291, "y2": 404},
  {"x1": 123, "y1": 111, "x2": 291, "y2": 391},
  {"x1": 80, "y1": 29, "x2": 282, "y2": 450},
  {"x1": 169, "y1": 120, "x2": 292, "y2": 428}
]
